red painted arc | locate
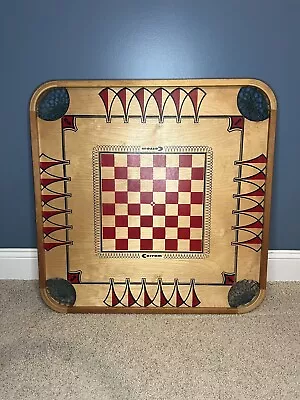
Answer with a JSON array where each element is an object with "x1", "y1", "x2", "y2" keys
[
  {"x1": 153, "y1": 88, "x2": 163, "y2": 118},
  {"x1": 135, "y1": 88, "x2": 145, "y2": 118},
  {"x1": 170, "y1": 88, "x2": 181, "y2": 116},
  {"x1": 236, "y1": 154, "x2": 267, "y2": 164},
  {"x1": 176, "y1": 286, "x2": 184, "y2": 307},
  {"x1": 144, "y1": 286, "x2": 152, "y2": 307},
  {"x1": 160, "y1": 282, "x2": 168, "y2": 307},
  {"x1": 234, "y1": 237, "x2": 262, "y2": 246},
  {"x1": 192, "y1": 287, "x2": 201, "y2": 307},
  {"x1": 235, "y1": 220, "x2": 263, "y2": 229},
  {"x1": 111, "y1": 286, "x2": 119, "y2": 307},
  {"x1": 234, "y1": 204, "x2": 264, "y2": 214},
  {"x1": 118, "y1": 88, "x2": 127, "y2": 115},
  {"x1": 189, "y1": 88, "x2": 198, "y2": 116},
  {"x1": 42, "y1": 210, "x2": 69, "y2": 218},
  {"x1": 44, "y1": 241, "x2": 72, "y2": 251},
  {"x1": 43, "y1": 226, "x2": 68, "y2": 235},
  {"x1": 40, "y1": 161, "x2": 66, "y2": 170},
  {"x1": 246, "y1": 171, "x2": 266, "y2": 180},
  {"x1": 127, "y1": 286, "x2": 136, "y2": 307},
  {"x1": 99, "y1": 88, "x2": 109, "y2": 117},
  {"x1": 236, "y1": 188, "x2": 265, "y2": 197},
  {"x1": 41, "y1": 177, "x2": 67, "y2": 187},
  {"x1": 41, "y1": 193, "x2": 69, "y2": 203}
]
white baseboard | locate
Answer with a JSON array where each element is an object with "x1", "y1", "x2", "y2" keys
[
  {"x1": 0, "y1": 249, "x2": 38, "y2": 280},
  {"x1": 0, "y1": 249, "x2": 299, "y2": 281}
]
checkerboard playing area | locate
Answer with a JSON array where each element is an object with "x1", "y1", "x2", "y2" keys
[{"x1": 99, "y1": 151, "x2": 207, "y2": 253}]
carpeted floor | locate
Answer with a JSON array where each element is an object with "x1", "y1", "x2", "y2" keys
[{"x1": 0, "y1": 281, "x2": 299, "y2": 400}]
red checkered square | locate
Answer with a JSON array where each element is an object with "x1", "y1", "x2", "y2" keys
[
  {"x1": 127, "y1": 154, "x2": 140, "y2": 166},
  {"x1": 140, "y1": 239, "x2": 153, "y2": 250},
  {"x1": 103, "y1": 227, "x2": 116, "y2": 239},
  {"x1": 153, "y1": 180, "x2": 166, "y2": 192},
  {"x1": 153, "y1": 204, "x2": 165, "y2": 215},
  {"x1": 178, "y1": 180, "x2": 191, "y2": 192},
  {"x1": 153, "y1": 227, "x2": 165, "y2": 239},
  {"x1": 128, "y1": 179, "x2": 140, "y2": 192},
  {"x1": 128, "y1": 227, "x2": 140, "y2": 239},
  {"x1": 166, "y1": 167, "x2": 179, "y2": 180},
  {"x1": 165, "y1": 239, "x2": 178, "y2": 250},
  {"x1": 141, "y1": 192, "x2": 153, "y2": 204},
  {"x1": 178, "y1": 204, "x2": 191, "y2": 216},
  {"x1": 191, "y1": 192, "x2": 203, "y2": 204},
  {"x1": 116, "y1": 239, "x2": 128, "y2": 250},
  {"x1": 140, "y1": 167, "x2": 153, "y2": 179},
  {"x1": 101, "y1": 153, "x2": 114, "y2": 167},
  {"x1": 102, "y1": 179, "x2": 115, "y2": 191},
  {"x1": 115, "y1": 192, "x2": 128, "y2": 203},
  {"x1": 128, "y1": 204, "x2": 140, "y2": 215},
  {"x1": 191, "y1": 167, "x2": 204, "y2": 180},
  {"x1": 141, "y1": 216, "x2": 153, "y2": 227},
  {"x1": 190, "y1": 240, "x2": 202, "y2": 251},
  {"x1": 115, "y1": 215, "x2": 128, "y2": 227},
  {"x1": 115, "y1": 167, "x2": 127, "y2": 179},
  {"x1": 178, "y1": 228, "x2": 190, "y2": 239},
  {"x1": 153, "y1": 154, "x2": 166, "y2": 167},
  {"x1": 166, "y1": 192, "x2": 178, "y2": 204},
  {"x1": 102, "y1": 204, "x2": 115, "y2": 215},
  {"x1": 179, "y1": 154, "x2": 192, "y2": 167},
  {"x1": 165, "y1": 216, "x2": 178, "y2": 227},
  {"x1": 190, "y1": 216, "x2": 202, "y2": 228}
]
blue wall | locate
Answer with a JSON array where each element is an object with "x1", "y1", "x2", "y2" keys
[{"x1": 0, "y1": 0, "x2": 298, "y2": 249}]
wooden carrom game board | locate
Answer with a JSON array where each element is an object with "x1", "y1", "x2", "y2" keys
[{"x1": 30, "y1": 79, "x2": 277, "y2": 313}]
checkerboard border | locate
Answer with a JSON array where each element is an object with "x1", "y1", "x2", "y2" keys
[{"x1": 93, "y1": 145, "x2": 213, "y2": 259}]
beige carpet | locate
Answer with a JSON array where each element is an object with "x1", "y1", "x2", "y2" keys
[{"x1": 0, "y1": 281, "x2": 299, "y2": 400}]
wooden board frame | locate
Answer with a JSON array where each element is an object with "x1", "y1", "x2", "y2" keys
[{"x1": 30, "y1": 79, "x2": 277, "y2": 314}]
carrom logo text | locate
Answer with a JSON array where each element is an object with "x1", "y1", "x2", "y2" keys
[
  {"x1": 142, "y1": 254, "x2": 163, "y2": 259},
  {"x1": 141, "y1": 146, "x2": 163, "y2": 151}
]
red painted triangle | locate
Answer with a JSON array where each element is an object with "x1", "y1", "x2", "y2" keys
[
  {"x1": 42, "y1": 210, "x2": 67, "y2": 219},
  {"x1": 41, "y1": 177, "x2": 65, "y2": 187},
  {"x1": 44, "y1": 242, "x2": 70, "y2": 251},
  {"x1": 144, "y1": 287, "x2": 152, "y2": 307},
  {"x1": 244, "y1": 237, "x2": 262, "y2": 245},
  {"x1": 153, "y1": 88, "x2": 163, "y2": 116},
  {"x1": 176, "y1": 287, "x2": 184, "y2": 307},
  {"x1": 41, "y1": 193, "x2": 67, "y2": 203},
  {"x1": 43, "y1": 226, "x2": 66, "y2": 235},
  {"x1": 135, "y1": 88, "x2": 144, "y2": 115},
  {"x1": 118, "y1": 88, "x2": 127, "y2": 113},
  {"x1": 247, "y1": 171, "x2": 266, "y2": 180},
  {"x1": 127, "y1": 286, "x2": 135, "y2": 307},
  {"x1": 244, "y1": 188, "x2": 265, "y2": 197},
  {"x1": 244, "y1": 154, "x2": 267, "y2": 164},
  {"x1": 99, "y1": 88, "x2": 109, "y2": 116},
  {"x1": 192, "y1": 287, "x2": 201, "y2": 307},
  {"x1": 242, "y1": 220, "x2": 263, "y2": 229},
  {"x1": 111, "y1": 287, "x2": 119, "y2": 307},
  {"x1": 160, "y1": 284, "x2": 168, "y2": 307},
  {"x1": 189, "y1": 88, "x2": 198, "y2": 115},
  {"x1": 171, "y1": 88, "x2": 181, "y2": 117},
  {"x1": 245, "y1": 204, "x2": 264, "y2": 213},
  {"x1": 40, "y1": 161, "x2": 64, "y2": 170}
]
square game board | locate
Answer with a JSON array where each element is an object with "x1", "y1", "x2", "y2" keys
[{"x1": 30, "y1": 79, "x2": 277, "y2": 313}]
